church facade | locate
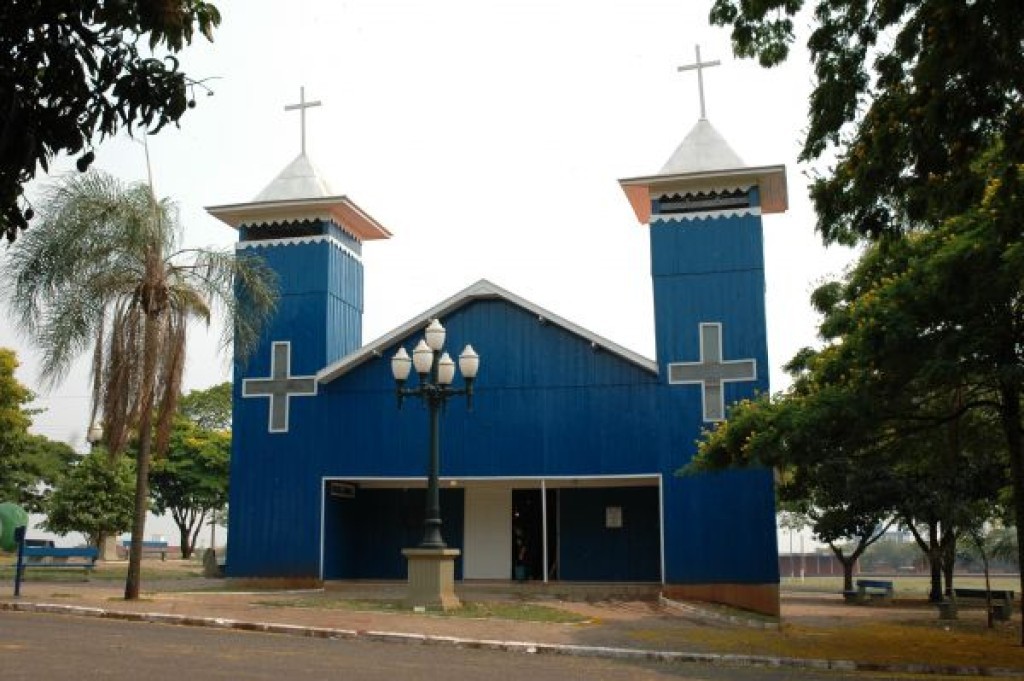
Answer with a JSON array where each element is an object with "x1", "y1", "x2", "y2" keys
[{"x1": 209, "y1": 87, "x2": 787, "y2": 615}]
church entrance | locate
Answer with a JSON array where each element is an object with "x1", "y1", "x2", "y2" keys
[
  {"x1": 512, "y1": 489, "x2": 558, "y2": 581},
  {"x1": 321, "y1": 476, "x2": 661, "y2": 583}
]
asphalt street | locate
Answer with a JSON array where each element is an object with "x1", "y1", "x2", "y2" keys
[{"x1": 0, "y1": 612, "x2": 988, "y2": 681}]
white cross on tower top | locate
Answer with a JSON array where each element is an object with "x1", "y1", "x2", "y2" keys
[
  {"x1": 677, "y1": 44, "x2": 721, "y2": 121},
  {"x1": 285, "y1": 86, "x2": 322, "y2": 155}
]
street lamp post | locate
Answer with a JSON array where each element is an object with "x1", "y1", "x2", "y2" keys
[{"x1": 391, "y1": 319, "x2": 479, "y2": 549}]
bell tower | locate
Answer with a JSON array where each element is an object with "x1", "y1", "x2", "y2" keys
[
  {"x1": 618, "y1": 47, "x2": 787, "y2": 425},
  {"x1": 207, "y1": 88, "x2": 391, "y2": 382}
]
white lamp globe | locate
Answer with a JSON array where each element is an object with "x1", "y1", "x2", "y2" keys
[
  {"x1": 424, "y1": 319, "x2": 446, "y2": 352},
  {"x1": 437, "y1": 352, "x2": 455, "y2": 385},
  {"x1": 87, "y1": 422, "x2": 103, "y2": 444},
  {"x1": 458, "y1": 345, "x2": 479, "y2": 379},
  {"x1": 391, "y1": 347, "x2": 412, "y2": 381},
  {"x1": 412, "y1": 339, "x2": 433, "y2": 375}
]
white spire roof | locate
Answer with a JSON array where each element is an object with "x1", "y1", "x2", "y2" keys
[
  {"x1": 659, "y1": 118, "x2": 745, "y2": 175},
  {"x1": 205, "y1": 152, "x2": 391, "y2": 241},
  {"x1": 252, "y1": 153, "x2": 333, "y2": 202}
]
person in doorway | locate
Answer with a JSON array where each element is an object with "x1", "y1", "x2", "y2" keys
[{"x1": 514, "y1": 526, "x2": 528, "y2": 581}]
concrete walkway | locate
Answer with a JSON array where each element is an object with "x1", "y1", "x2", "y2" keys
[{"x1": 3, "y1": 573, "x2": 1023, "y2": 677}]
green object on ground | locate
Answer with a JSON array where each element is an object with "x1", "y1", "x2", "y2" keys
[{"x1": 0, "y1": 502, "x2": 29, "y2": 551}]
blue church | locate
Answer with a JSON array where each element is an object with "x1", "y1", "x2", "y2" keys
[{"x1": 208, "y1": 75, "x2": 788, "y2": 615}]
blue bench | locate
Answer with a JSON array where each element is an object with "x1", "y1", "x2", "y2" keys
[
  {"x1": 121, "y1": 540, "x2": 169, "y2": 560},
  {"x1": 13, "y1": 535, "x2": 98, "y2": 596},
  {"x1": 845, "y1": 579, "x2": 894, "y2": 603}
]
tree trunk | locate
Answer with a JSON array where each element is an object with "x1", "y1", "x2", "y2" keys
[
  {"x1": 186, "y1": 510, "x2": 207, "y2": 560},
  {"x1": 941, "y1": 530, "x2": 956, "y2": 598},
  {"x1": 908, "y1": 521, "x2": 945, "y2": 602},
  {"x1": 997, "y1": 380, "x2": 1024, "y2": 646},
  {"x1": 829, "y1": 541, "x2": 861, "y2": 592},
  {"x1": 124, "y1": 308, "x2": 161, "y2": 600},
  {"x1": 980, "y1": 536, "x2": 994, "y2": 629}
]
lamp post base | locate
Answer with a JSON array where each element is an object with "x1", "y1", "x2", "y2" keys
[
  {"x1": 402, "y1": 547, "x2": 461, "y2": 610},
  {"x1": 99, "y1": 534, "x2": 120, "y2": 562}
]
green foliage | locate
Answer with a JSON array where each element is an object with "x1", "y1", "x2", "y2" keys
[
  {"x1": 177, "y1": 382, "x2": 232, "y2": 431},
  {"x1": 0, "y1": 0, "x2": 222, "y2": 243},
  {"x1": 0, "y1": 347, "x2": 33, "y2": 499},
  {"x1": 149, "y1": 415, "x2": 229, "y2": 558},
  {"x1": 710, "y1": 0, "x2": 1023, "y2": 244},
  {"x1": 7, "y1": 434, "x2": 78, "y2": 513},
  {"x1": 2, "y1": 170, "x2": 276, "y2": 456},
  {"x1": 0, "y1": 348, "x2": 76, "y2": 511},
  {"x1": 44, "y1": 448, "x2": 134, "y2": 546},
  {"x1": 2, "y1": 169, "x2": 275, "y2": 597}
]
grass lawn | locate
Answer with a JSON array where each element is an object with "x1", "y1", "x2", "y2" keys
[
  {"x1": 781, "y1": 574, "x2": 1020, "y2": 596},
  {"x1": 253, "y1": 595, "x2": 590, "y2": 624}
]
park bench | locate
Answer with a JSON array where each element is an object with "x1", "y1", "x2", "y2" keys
[
  {"x1": 121, "y1": 540, "x2": 169, "y2": 560},
  {"x1": 951, "y1": 587, "x2": 1016, "y2": 621},
  {"x1": 13, "y1": 538, "x2": 98, "y2": 596},
  {"x1": 845, "y1": 578, "x2": 894, "y2": 603}
]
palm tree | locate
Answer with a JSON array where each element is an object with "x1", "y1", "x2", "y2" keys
[{"x1": 3, "y1": 170, "x2": 276, "y2": 599}]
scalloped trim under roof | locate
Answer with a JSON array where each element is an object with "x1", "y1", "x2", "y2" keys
[
  {"x1": 618, "y1": 118, "x2": 788, "y2": 224},
  {"x1": 660, "y1": 119, "x2": 745, "y2": 175},
  {"x1": 205, "y1": 153, "x2": 391, "y2": 242},
  {"x1": 319, "y1": 279, "x2": 657, "y2": 384}
]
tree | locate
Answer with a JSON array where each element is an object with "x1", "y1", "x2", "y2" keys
[
  {"x1": 0, "y1": 347, "x2": 33, "y2": 500},
  {"x1": 693, "y1": 238, "x2": 1010, "y2": 598},
  {"x1": 7, "y1": 433, "x2": 78, "y2": 513},
  {"x1": 0, "y1": 348, "x2": 76, "y2": 510},
  {"x1": 690, "y1": 388, "x2": 898, "y2": 592},
  {"x1": 0, "y1": 0, "x2": 222, "y2": 243},
  {"x1": 177, "y1": 381, "x2": 231, "y2": 431},
  {"x1": 709, "y1": 0, "x2": 1023, "y2": 243},
  {"x1": 149, "y1": 415, "x2": 229, "y2": 559},
  {"x1": 44, "y1": 447, "x2": 135, "y2": 548},
  {"x1": 2, "y1": 170, "x2": 276, "y2": 599},
  {"x1": 711, "y1": 0, "x2": 1024, "y2": 640}
]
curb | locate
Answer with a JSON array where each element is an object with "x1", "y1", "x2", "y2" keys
[{"x1": 2, "y1": 600, "x2": 1022, "y2": 678}]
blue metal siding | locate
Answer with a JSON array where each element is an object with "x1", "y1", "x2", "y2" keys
[
  {"x1": 322, "y1": 489, "x2": 464, "y2": 579},
  {"x1": 646, "y1": 210, "x2": 778, "y2": 585},
  {"x1": 663, "y1": 469, "x2": 779, "y2": 583},
  {"x1": 228, "y1": 235, "x2": 364, "y2": 577},
  {"x1": 230, "y1": 202, "x2": 779, "y2": 587},
  {"x1": 559, "y1": 487, "x2": 660, "y2": 581}
]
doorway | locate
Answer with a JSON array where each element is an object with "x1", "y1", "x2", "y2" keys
[{"x1": 511, "y1": 489, "x2": 557, "y2": 581}]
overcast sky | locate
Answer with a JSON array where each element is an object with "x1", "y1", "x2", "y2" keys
[{"x1": 2, "y1": 0, "x2": 857, "y2": 455}]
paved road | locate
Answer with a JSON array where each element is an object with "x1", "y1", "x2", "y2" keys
[{"x1": 0, "y1": 612, "x2": 985, "y2": 680}]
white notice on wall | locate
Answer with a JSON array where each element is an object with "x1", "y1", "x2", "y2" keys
[{"x1": 605, "y1": 506, "x2": 623, "y2": 529}]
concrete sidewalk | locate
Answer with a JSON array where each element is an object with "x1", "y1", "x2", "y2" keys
[{"x1": 3, "y1": 574, "x2": 1023, "y2": 677}]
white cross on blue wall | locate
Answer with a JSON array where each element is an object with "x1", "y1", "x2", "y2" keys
[
  {"x1": 668, "y1": 322, "x2": 756, "y2": 422},
  {"x1": 242, "y1": 341, "x2": 318, "y2": 433}
]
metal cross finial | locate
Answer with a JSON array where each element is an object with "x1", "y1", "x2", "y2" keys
[
  {"x1": 677, "y1": 45, "x2": 721, "y2": 120},
  {"x1": 284, "y1": 86, "x2": 322, "y2": 155}
]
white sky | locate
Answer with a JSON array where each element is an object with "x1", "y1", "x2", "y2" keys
[{"x1": 2, "y1": 0, "x2": 855, "y2": 509}]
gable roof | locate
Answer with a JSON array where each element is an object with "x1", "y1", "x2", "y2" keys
[{"x1": 318, "y1": 279, "x2": 658, "y2": 383}]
